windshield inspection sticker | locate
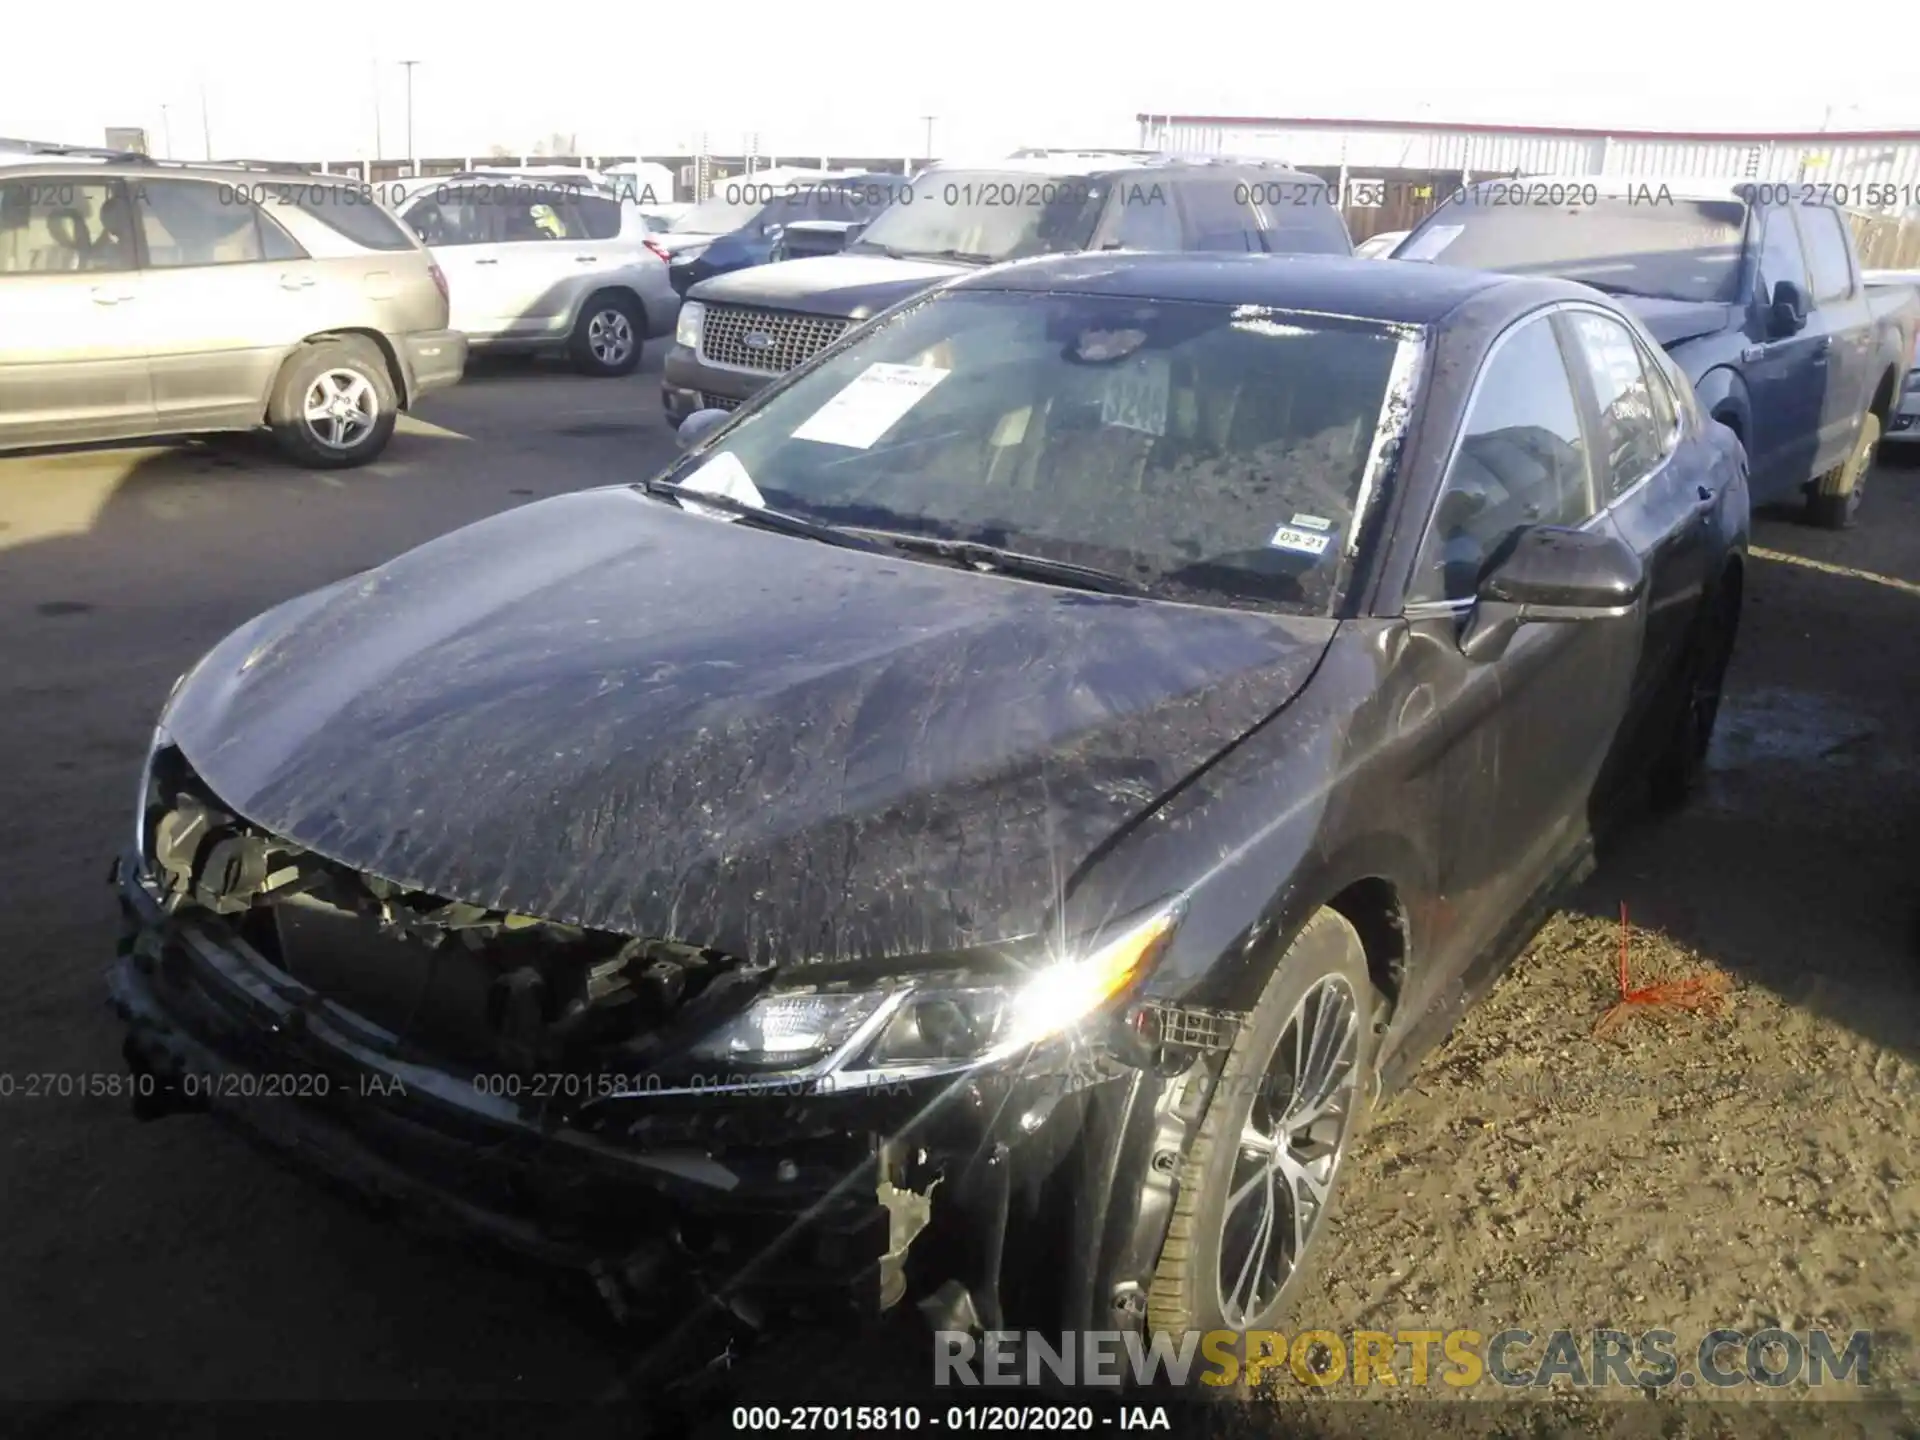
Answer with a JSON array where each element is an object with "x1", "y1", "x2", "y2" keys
[
  {"x1": 1100, "y1": 352, "x2": 1171, "y2": 436},
  {"x1": 1268, "y1": 523, "x2": 1334, "y2": 557},
  {"x1": 791, "y1": 362, "x2": 948, "y2": 449},
  {"x1": 677, "y1": 451, "x2": 766, "y2": 521},
  {"x1": 1289, "y1": 513, "x2": 1333, "y2": 532}
]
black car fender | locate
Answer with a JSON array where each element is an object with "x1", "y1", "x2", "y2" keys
[{"x1": 1692, "y1": 363, "x2": 1752, "y2": 450}]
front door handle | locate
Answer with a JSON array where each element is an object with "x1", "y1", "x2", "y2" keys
[
  {"x1": 89, "y1": 285, "x2": 135, "y2": 305},
  {"x1": 473, "y1": 258, "x2": 500, "y2": 266},
  {"x1": 574, "y1": 254, "x2": 600, "y2": 263},
  {"x1": 278, "y1": 273, "x2": 316, "y2": 290}
]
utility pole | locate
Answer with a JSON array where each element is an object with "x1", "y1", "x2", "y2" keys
[
  {"x1": 921, "y1": 115, "x2": 937, "y2": 166},
  {"x1": 401, "y1": 60, "x2": 420, "y2": 174},
  {"x1": 199, "y1": 81, "x2": 212, "y2": 160},
  {"x1": 159, "y1": 104, "x2": 173, "y2": 159},
  {"x1": 373, "y1": 60, "x2": 384, "y2": 161}
]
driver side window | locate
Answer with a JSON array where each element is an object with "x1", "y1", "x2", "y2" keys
[{"x1": 1410, "y1": 314, "x2": 1599, "y2": 604}]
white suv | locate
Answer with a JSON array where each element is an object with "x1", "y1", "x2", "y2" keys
[{"x1": 391, "y1": 171, "x2": 680, "y2": 376}]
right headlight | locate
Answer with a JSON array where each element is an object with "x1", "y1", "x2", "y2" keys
[
  {"x1": 682, "y1": 902, "x2": 1182, "y2": 1086},
  {"x1": 675, "y1": 299, "x2": 705, "y2": 350}
]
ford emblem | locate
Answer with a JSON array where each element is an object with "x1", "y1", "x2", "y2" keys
[{"x1": 742, "y1": 331, "x2": 774, "y2": 351}]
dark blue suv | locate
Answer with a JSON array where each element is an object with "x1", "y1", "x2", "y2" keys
[{"x1": 668, "y1": 175, "x2": 898, "y2": 296}]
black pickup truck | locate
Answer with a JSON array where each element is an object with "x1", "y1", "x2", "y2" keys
[{"x1": 1394, "y1": 178, "x2": 1920, "y2": 528}]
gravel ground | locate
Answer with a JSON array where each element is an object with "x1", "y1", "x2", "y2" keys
[{"x1": 0, "y1": 377, "x2": 1916, "y2": 1435}]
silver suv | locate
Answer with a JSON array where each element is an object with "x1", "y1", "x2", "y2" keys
[
  {"x1": 0, "y1": 149, "x2": 465, "y2": 467},
  {"x1": 389, "y1": 171, "x2": 680, "y2": 376}
]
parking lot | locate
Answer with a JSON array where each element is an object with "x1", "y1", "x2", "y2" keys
[{"x1": 2, "y1": 352, "x2": 1917, "y2": 1427}]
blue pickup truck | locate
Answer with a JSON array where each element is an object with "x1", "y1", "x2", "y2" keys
[{"x1": 1393, "y1": 178, "x2": 1920, "y2": 528}]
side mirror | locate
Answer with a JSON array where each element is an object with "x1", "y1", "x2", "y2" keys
[
  {"x1": 1459, "y1": 525, "x2": 1644, "y2": 663},
  {"x1": 676, "y1": 407, "x2": 731, "y2": 451},
  {"x1": 1769, "y1": 279, "x2": 1809, "y2": 338}
]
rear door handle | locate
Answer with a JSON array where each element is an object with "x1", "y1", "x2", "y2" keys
[
  {"x1": 574, "y1": 255, "x2": 600, "y2": 263},
  {"x1": 278, "y1": 273, "x2": 315, "y2": 290},
  {"x1": 473, "y1": 258, "x2": 500, "y2": 266},
  {"x1": 89, "y1": 285, "x2": 135, "y2": 305}
]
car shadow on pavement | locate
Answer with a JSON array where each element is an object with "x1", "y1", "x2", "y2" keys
[
  {"x1": 1566, "y1": 462, "x2": 1920, "y2": 1066},
  {"x1": 0, "y1": 433, "x2": 638, "y2": 1404}
]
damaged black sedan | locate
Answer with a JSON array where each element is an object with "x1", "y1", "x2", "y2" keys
[{"x1": 110, "y1": 252, "x2": 1747, "y2": 1355}]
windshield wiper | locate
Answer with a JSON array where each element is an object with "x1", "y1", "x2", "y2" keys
[
  {"x1": 903, "y1": 248, "x2": 998, "y2": 265},
  {"x1": 849, "y1": 531, "x2": 1149, "y2": 596},
  {"x1": 639, "y1": 481, "x2": 891, "y2": 553}
]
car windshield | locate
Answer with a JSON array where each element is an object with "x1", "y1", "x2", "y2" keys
[
  {"x1": 1403, "y1": 195, "x2": 1749, "y2": 302},
  {"x1": 671, "y1": 190, "x2": 767, "y2": 235},
  {"x1": 658, "y1": 290, "x2": 1416, "y2": 613},
  {"x1": 852, "y1": 170, "x2": 1107, "y2": 263}
]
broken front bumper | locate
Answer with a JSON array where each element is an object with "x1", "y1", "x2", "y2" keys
[{"x1": 107, "y1": 854, "x2": 1178, "y2": 1328}]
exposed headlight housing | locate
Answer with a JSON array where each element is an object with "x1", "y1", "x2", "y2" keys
[
  {"x1": 682, "y1": 902, "x2": 1181, "y2": 1088},
  {"x1": 676, "y1": 300, "x2": 706, "y2": 350}
]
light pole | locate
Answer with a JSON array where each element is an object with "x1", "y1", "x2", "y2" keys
[
  {"x1": 199, "y1": 81, "x2": 212, "y2": 161},
  {"x1": 400, "y1": 60, "x2": 420, "y2": 174},
  {"x1": 921, "y1": 114, "x2": 937, "y2": 166},
  {"x1": 160, "y1": 104, "x2": 173, "y2": 159},
  {"x1": 373, "y1": 60, "x2": 384, "y2": 162}
]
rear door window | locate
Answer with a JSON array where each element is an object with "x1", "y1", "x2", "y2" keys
[
  {"x1": 572, "y1": 193, "x2": 625, "y2": 240},
  {"x1": 1561, "y1": 310, "x2": 1669, "y2": 500},
  {"x1": 1756, "y1": 205, "x2": 1810, "y2": 299},
  {"x1": 1794, "y1": 204, "x2": 1856, "y2": 303},
  {"x1": 286, "y1": 185, "x2": 417, "y2": 251},
  {"x1": 135, "y1": 178, "x2": 304, "y2": 267}
]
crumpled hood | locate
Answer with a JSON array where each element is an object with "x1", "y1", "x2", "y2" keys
[
  {"x1": 687, "y1": 252, "x2": 966, "y2": 321},
  {"x1": 164, "y1": 488, "x2": 1334, "y2": 965},
  {"x1": 1616, "y1": 296, "x2": 1737, "y2": 351}
]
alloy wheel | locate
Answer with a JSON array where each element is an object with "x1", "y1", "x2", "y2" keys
[
  {"x1": 301, "y1": 369, "x2": 378, "y2": 451},
  {"x1": 588, "y1": 308, "x2": 635, "y2": 366},
  {"x1": 1216, "y1": 974, "x2": 1362, "y2": 1328}
]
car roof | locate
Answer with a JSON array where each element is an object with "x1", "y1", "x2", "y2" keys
[
  {"x1": 0, "y1": 157, "x2": 341, "y2": 186},
  {"x1": 947, "y1": 251, "x2": 1528, "y2": 326},
  {"x1": 1460, "y1": 173, "x2": 1758, "y2": 205},
  {"x1": 924, "y1": 153, "x2": 1319, "y2": 181}
]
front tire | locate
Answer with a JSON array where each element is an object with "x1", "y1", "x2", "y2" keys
[
  {"x1": 267, "y1": 337, "x2": 397, "y2": 469},
  {"x1": 570, "y1": 293, "x2": 643, "y2": 376},
  {"x1": 1147, "y1": 910, "x2": 1382, "y2": 1378},
  {"x1": 1806, "y1": 409, "x2": 1880, "y2": 529},
  {"x1": 1649, "y1": 577, "x2": 1740, "y2": 811}
]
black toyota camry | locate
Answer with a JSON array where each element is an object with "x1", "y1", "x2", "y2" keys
[{"x1": 111, "y1": 252, "x2": 1747, "y2": 1358}]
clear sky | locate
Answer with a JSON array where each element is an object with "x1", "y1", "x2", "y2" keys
[{"x1": 6, "y1": 1, "x2": 1914, "y2": 163}]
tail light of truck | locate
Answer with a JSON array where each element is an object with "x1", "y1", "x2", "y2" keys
[
  {"x1": 428, "y1": 260, "x2": 449, "y2": 305},
  {"x1": 643, "y1": 238, "x2": 673, "y2": 264}
]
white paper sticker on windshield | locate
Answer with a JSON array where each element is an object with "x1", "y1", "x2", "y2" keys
[
  {"x1": 1395, "y1": 223, "x2": 1464, "y2": 261},
  {"x1": 1289, "y1": 513, "x2": 1333, "y2": 532},
  {"x1": 677, "y1": 451, "x2": 765, "y2": 522},
  {"x1": 1101, "y1": 353, "x2": 1171, "y2": 436},
  {"x1": 1269, "y1": 524, "x2": 1333, "y2": 556},
  {"x1": 792, "y1": 362, "x2": 948, "y2": 450}
]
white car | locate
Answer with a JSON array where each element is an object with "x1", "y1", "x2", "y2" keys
[
  {"x1": 388, "y1": 171, "x2": 680, "y2": 376},
  {"x1": 1355, "y1": 228, "x2": 1408, "y2": 259}
]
